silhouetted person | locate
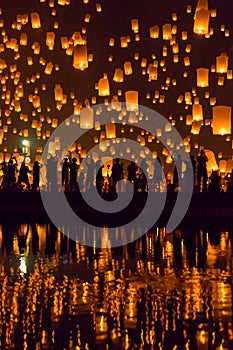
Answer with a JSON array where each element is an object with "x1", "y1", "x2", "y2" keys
[
  {"x1": 208, "y1": 170, "x2": 221, "y2": 193},
  {"x1": 127, "y1": 161, "x2": 137, "y2": 190},
  {"x1": 190, "y1": 155, "x2": 196, "y2": 183},
  {"x1": 69, "y1": 157, "x2": 78, "y2": 191},
  {"x1": 46, "y1": 156, "x2": 57, "y2": 191},
  {"x1": 226, "y1": 170, "x2": 233, "y2": 193},
  {"x1": 78, "y1": 171, "x2": 85, "y2": 192},
  {"x1": 197, "y1": 150, "x2": 208, "y2": 193},
  {"x1": 0, "y1": 161, "x2": 8, "y2": 190},
  {"x1": 86, "y1": 157, "x2": 95, "y2": 190},
  {"x1": 7, "y1": 157, "x2": 17, "y2": 190},
  {"x1": 173, "y1": 154, "x2": 182, "y2": 188},
  {"x1": 153, "y1": 157, "x2": 162, "y2": 191},
  {"x1": 17, "y1": 161, "x2": 31, "y2": 190},
  {"x1": 138, "y1": 159, "x2": 147, "y2": 192},
  {"x1": 111, "y1": 158, "x2": 123, "y2": 192},
  {"x1": 61, "y1": 157, "x2": 69, "y2": 190},
  {"x1": 95, "y1": 159, "x2": 104, "y2": 193},
  {"x1": 32, "y1": 161, "x2": 40, "y2": 190}
]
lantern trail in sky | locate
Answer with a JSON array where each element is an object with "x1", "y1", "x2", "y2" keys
[{"x1": 0, "y1": 0, "x2": 233, "y2": 168}]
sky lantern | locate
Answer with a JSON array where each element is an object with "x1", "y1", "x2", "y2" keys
[
  {"x1": 216, "y1": 53, "x2": 228, "y2": 73},
  {"x1": 131, "y1": 19, "x2": 139, "y2": 33},
  {"x1": 212, "y1": 105, "x2": 231, "y2": 135},
  {"x1": 205, "y1": 149, "x2": 219, "y2": 171},
  {"x1": 20, "y1": 33, "x2": 27, "y2": 46},
  {"x1": 125, "y1": 91, "x2": 139, "y2": 113},
  {"x1": 105, "y1": 124, "x2": 116, "y2": 139},
  {"x1": 73, "y1": 44, "x2": 88, "y2": 70},
  {"x1": 195, "y1": 0, "x2": 209, "y2": 11},
  {"x1": 196, "y1": 68, "x2": 209, "y2": 87},
  {"x1": 124, "y1": 61, "x2": 133, "y2": 75},
  {"x1": 46, "y1": 32, "x2": 55, "y2": 49},
  {"x1": 30, "y1": 12, "x2": 41, "y2": 29},
  {"x1": 219, "y1": 159, "x2": 226, "y2": 173},
  {"x1": 150, "y1": 25, "x2": 159, "y2": 39},
  {"x1": 191, "y1": 121, "x2": 202, "y2": 134},
  {"x1": 193, "y1": 9, "x2": 210, "y2": 34},
  {"x1": 54, "y1": 84, "x2": 63, "y2": 101},
  {"x1": 162, "y1": 24, "x2": 172, "y2": 40},
  {"x1": 98, "y1": 76, "x2": 110, "y2": 96},
  {"x1": 192, "y1": 103, "x2": 203, "y2": 121},
  {"x1": 80, "y1": 107, "x2": 94, "y2": 129},
  {"x1": 113, "y1": 68, "x2": 124, "y2": 83},
  {"x1": 44, "y1": 62, "x2": 53, "y2": 74},
  {"x1": 226, "y1": 159, "x2": 233, "y2": 173}
]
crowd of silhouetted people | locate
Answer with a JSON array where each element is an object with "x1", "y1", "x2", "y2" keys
[{"x1": 0, "y1": 150, "x2": 233, "y2": 194}]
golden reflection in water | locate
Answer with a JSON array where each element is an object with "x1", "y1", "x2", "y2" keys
[{"x1": 0, "y1": 224, "x2": 232, "y2": 349}]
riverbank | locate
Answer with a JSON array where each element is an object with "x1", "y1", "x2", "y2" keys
[{"x1": 0, "y1": 191, "x2": 232, "y2": 227}]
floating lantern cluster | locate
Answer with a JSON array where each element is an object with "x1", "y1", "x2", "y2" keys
[{"x1": 0, "y1": 0, "x2": 232, "y2": 172}]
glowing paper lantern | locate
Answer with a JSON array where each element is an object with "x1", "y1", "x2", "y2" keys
[
  {"x1": 195, "y1": 0, "x2": 209, "y2": 11},
  {"x1": 54, "y1": 84, "x2": 63, "y2": 101},
  {"x1": 125, "y1": 91, "x2": 139, "y2": 113},
  {"x1": 192, "y1": 103, "x2": 203, "y2": 121},
  {"x1": 105, "y1": 124, "x2": 116, "y2": 139},
  {"x1": 73, "y1": 44, "x2": 88, "y2": 70},
  {"x1": 44, "y1": 62, "x2": 54, "y2": 74},
  {"x1": 193, "y1": 9, "x2": 210, "y2": 34},
  {"x1": 196, "y1": 68, "x2": 209, "y2": 87},
  {"x1": 20, "y1": 33, "x2": 27, "y2": 46},
  {"x1": 212, "y1": 105, "x2": 231, "y2": 135},
  {"x1": 219, "y1": 160, "x2": 226, "y2": 173},
  {"x1": 131, "y1": 19, "x2": 139, "y2": 32},
  {"x1": 162, "y1": 23, "x2": 172, "y2": 40},
  {"x1": 46, "y1": 32, "x2": 55, "y2": 49},
  {"x1": 80, "y1": 107, "x2": 94, "y2": 129},
  {"x1": 113, "y1": 68, "x2": 124, "y2": 82},
  {"x1": 205, "y1": 149, "x2": 219, "y2": 171},
  {"x1": 124, "y1": 61, "x2": 133, "y2": 75},
  {"x1": 30, "y1": 12, "x2": 41, "y2": 29},
  {"x1": 150, "y1": 25, "x2": 159, "y2": 39},
  {"x1": 226, "y1": 159, "x2": 233, "y2": 173},
  {"x1": 216, "y1": 53, "x2": 228, "y2": 73},
  {"x1": 191, "y1": 121, "x2": 202, "y2": 134},
  {"x1": 98, "y1": 77, "x2": 110, "y2": 96}
]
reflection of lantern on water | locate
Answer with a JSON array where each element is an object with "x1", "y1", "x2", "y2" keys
[
  {"x1": 80, "y1": 107, "x2": 94, "y2": 129},
  {"x1": 212, "y1": 105, "x2": 231, "y2": 135},
  {"x1": 216, "y1": 53, "x2": 228, "y2": 73},
  {"x1": 125, "y1": 91, "x2": 139, "y2": 113},
  {"x1": 73, "y1": 44, "x2": 88, "y2": 70},
  {"x1": 193, "y1": 9, "x2": 210, "y2": 34},
  {"x1": 197, "y1": 68, "x2": 209, "y2": 87},
  {"x1": 205, "y1": 149, "x2": 219, "y2": 171}
]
